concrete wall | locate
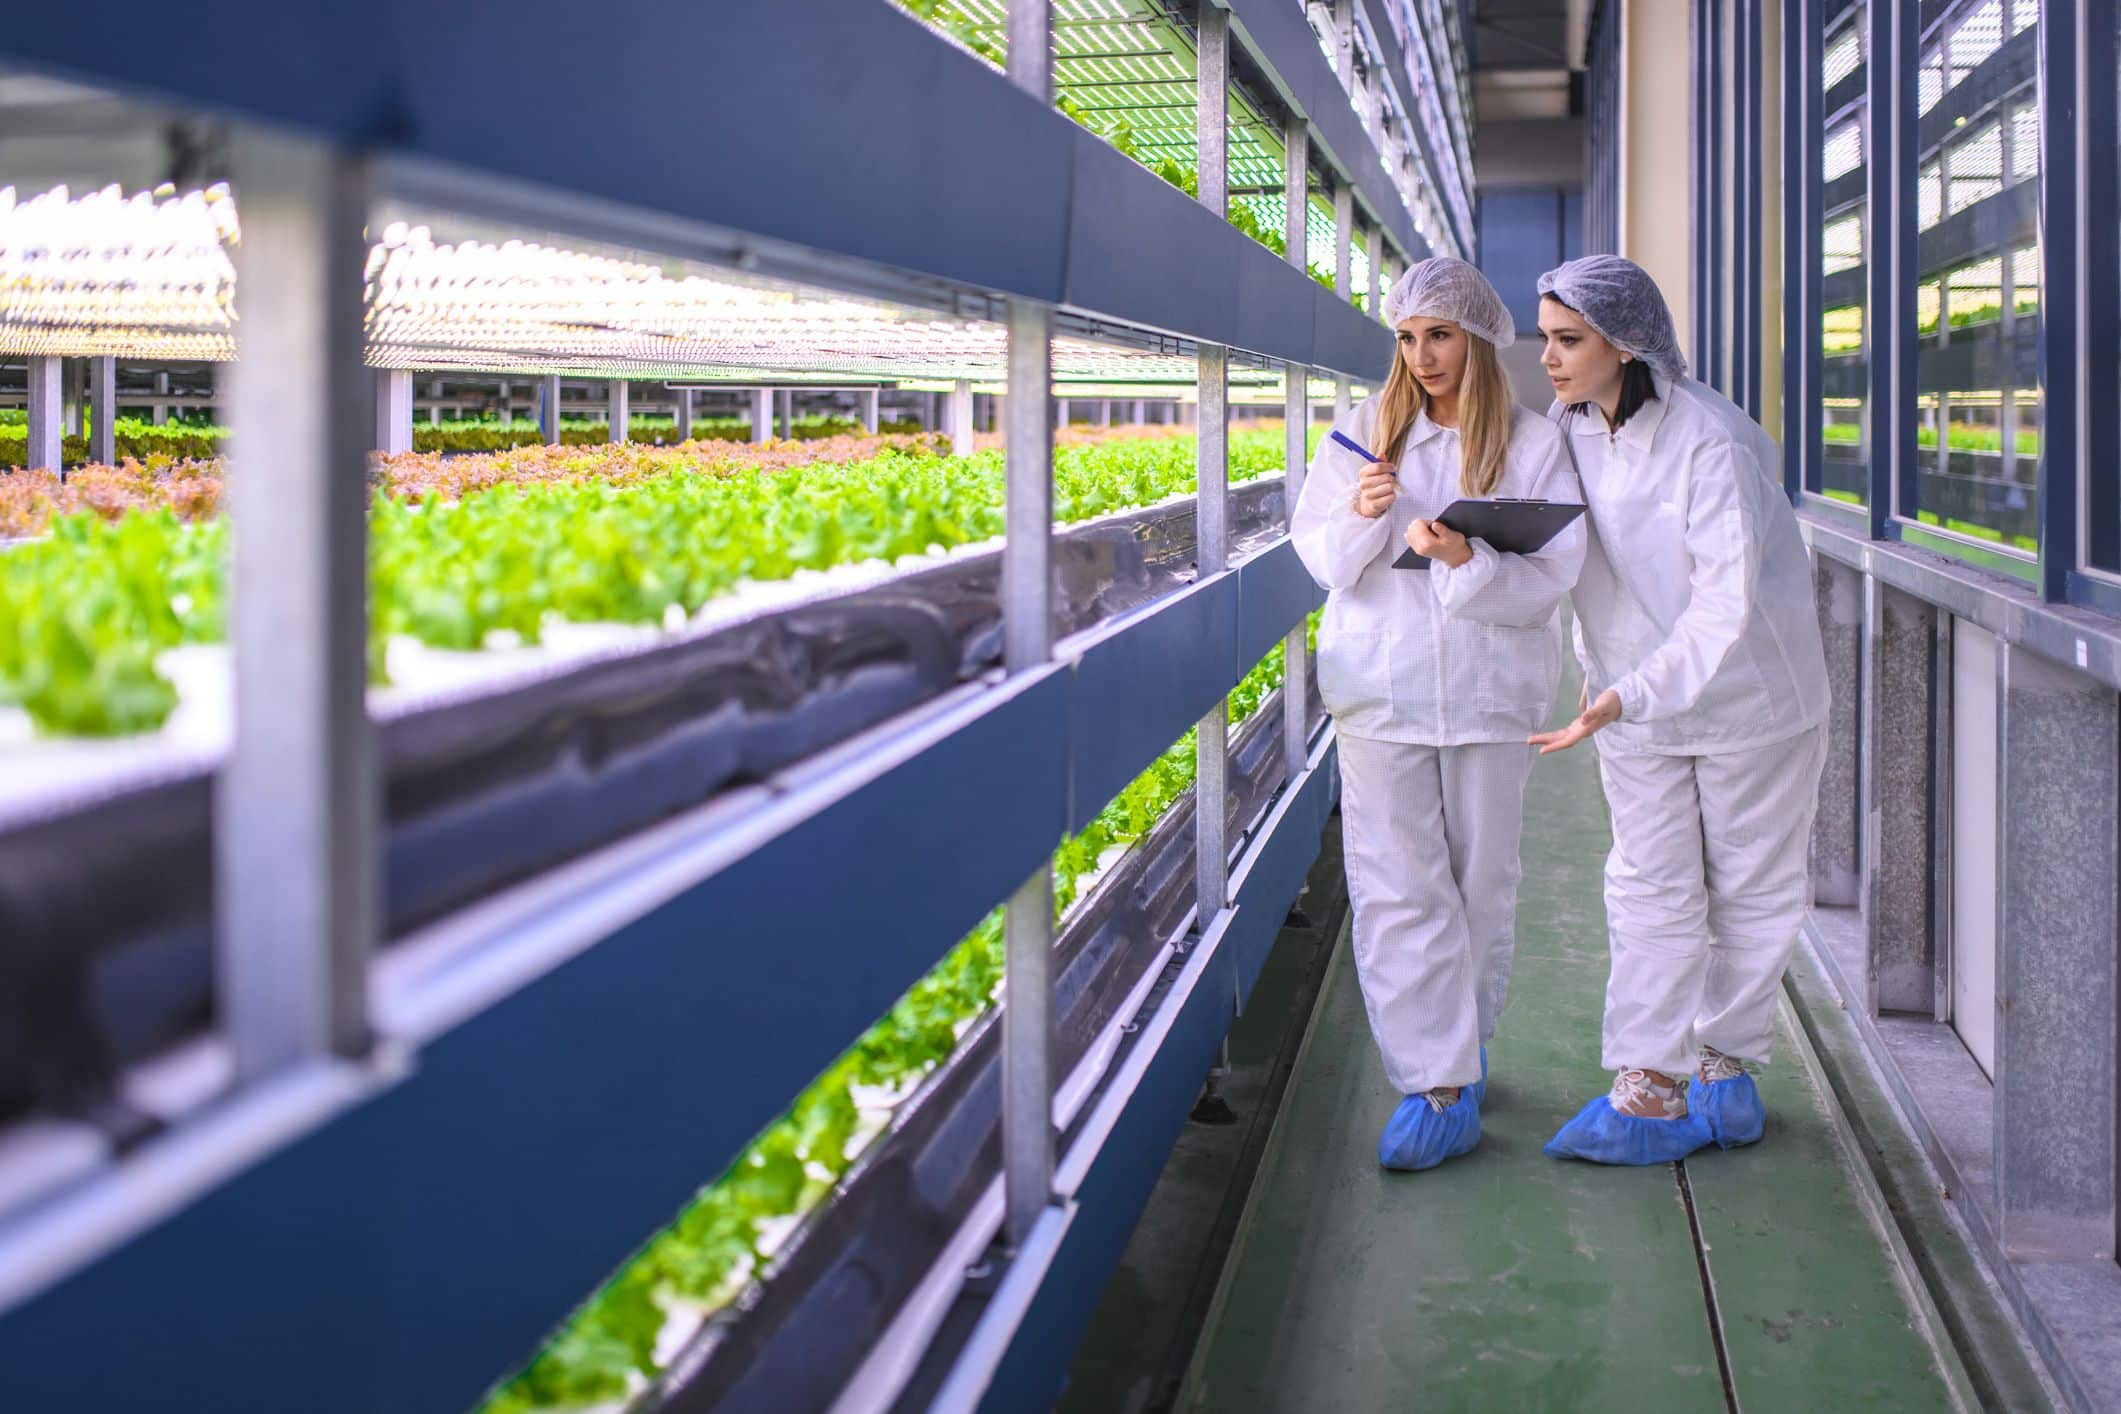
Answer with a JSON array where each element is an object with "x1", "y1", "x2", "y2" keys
[{"x1": 1619, "y1": 0, "x2": 1693, "y2": 370}]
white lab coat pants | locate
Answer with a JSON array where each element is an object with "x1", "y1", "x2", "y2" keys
[
  {"x1": 1594, "y1": 725, "x2": 1828, "y2": 1077},
  {"x1": 1339, "y1": 734, "x2": 1535, "y2": 1095}
]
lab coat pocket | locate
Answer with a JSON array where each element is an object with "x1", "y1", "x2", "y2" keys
[
  {"x1": 1474, "y1": 623, "x2": 1555, "y2": 714},
  {"x1": 1317, "y1": 630, "x2": 1390, "y2": 721}
]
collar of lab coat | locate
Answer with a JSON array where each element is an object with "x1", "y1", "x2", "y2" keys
[
  {"x1": 1405, "y1": 407, "x2": 1459, "y2": 449},
  {"x1": 1565, "y1": 370, "x2": 1671, "y2": 452}
]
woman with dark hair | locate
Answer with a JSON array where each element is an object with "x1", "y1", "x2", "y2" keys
[{"x1": 1527, "y1": 255, "x2": 1830, "y2": 1166}]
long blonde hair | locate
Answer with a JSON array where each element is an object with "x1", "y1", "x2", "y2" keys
[{"x1": 1371, "y1": 329, "x2": 1512, "y2": 497}]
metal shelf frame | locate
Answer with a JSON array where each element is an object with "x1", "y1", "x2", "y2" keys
[{"x1": 0, "y1": 1, "x2": 1394, "y2": 1408}]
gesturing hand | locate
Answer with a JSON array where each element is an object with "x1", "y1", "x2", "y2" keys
[
  {"x1": 1353, "y1": 461, "x2": 1399, "y2": 519},
  {"x1": 1529, "y1": 688, "x2": 1622, "y2": 755}
]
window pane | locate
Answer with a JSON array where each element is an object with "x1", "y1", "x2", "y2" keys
[
  {"x1": 1824, "y1": 121, "x2": 1863, "y2": 182},
  {"x1": 1815, "y1": 6, "x2": 1869, "y2": 505},
  {"x1": 1825, "y1": 26, "x2": 1863, "y2": 88},
  {"x1": 1907, "y1": 0, "x2": 2040, "y2": 553}
]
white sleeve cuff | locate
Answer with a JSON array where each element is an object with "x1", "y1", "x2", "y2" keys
[
  {"x1": 1612, "y1": 674, "x2": 1647, "y2": 722},
  {"x1": 1429, "y1": 539, "x2": 1498, "y2": 614}
]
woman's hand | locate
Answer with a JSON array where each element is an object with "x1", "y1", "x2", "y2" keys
[
  {"x1": 1529, "y1": 688, "x2": 1622, "y2": 755},
  {"x1": 1406, "y1": 518, "x2": 1473, "y2": 568},
  {"x1": 1353, "y1": 461, "x2": 1399, "y2": 519}
]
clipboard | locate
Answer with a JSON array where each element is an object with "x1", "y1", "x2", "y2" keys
[{"x1": 1393, "y1": 498, "x2": 1587, "y2": 569}]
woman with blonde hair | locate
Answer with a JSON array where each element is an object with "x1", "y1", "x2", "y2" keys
[{"x1": 1293, "y1": 257, "x2": 1585, "y2": 1171}]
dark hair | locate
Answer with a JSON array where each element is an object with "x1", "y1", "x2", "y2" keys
[{"x1": 1544, "y1": 292, "x2": 1661, "y2": 429}]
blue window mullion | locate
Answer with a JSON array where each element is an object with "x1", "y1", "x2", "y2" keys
[
  {"x1": 1868, "y1": 0, "x2": 1911, "y2": 539},
  {"x1": 1745, "y1": 0, "x2": 1766, "y2": 422},
  {"x1": 1784, "y1": 0, "x2": 1815, "y2": 501},
  {"x1": 2035, "y1": 0, "x2": 2080, "y2": 600},
  {"x1": 2080, "y1": 0, "x2": 2121, "y2": 574},
  {"x1": 1708, "y1": 0, "x2": 1726, "y2": 394}
]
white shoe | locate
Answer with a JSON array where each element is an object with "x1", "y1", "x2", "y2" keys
[
  {"x1": 1697, "y1": 1046, "x2": 1746, "y2": 1084},
  {"x1": 1609, "y1": 1068, "x2": 1688, "y2": 1119}
]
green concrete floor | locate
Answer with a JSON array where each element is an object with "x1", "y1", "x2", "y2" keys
[{"x1": 1176, "y1": 677, "x2": 1972, "y2": 1414}]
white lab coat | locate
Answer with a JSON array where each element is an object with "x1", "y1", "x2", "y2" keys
[
  {"x1": 1552, "y1": 374, "x2": 1832, "y2": 1074},
  {"x1": 1293, "y1": 397, "x2": 1587, "y2": 746},
  {"x1": 1294, "y1": 395, "x2": 1584, "y2": 1094},
  {"x1": 1554, "y1": 373, "x2": 1829, "y2": 756}
]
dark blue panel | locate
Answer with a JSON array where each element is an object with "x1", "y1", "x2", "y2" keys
[
  {"x1": 1311, "y1": 286, "x2": 1396, "y2": 386},
  {"x1": 1235, "y1": 537, "x2": 1325, "y2": 668},
  {"x1": 0, "y1": 668, "x2": 1071, "y2": 1414},
  {"x1": 1061, "y1": 132, "x2": 1243, "y2": 352},
  {"x1": 977, "y1": 939, "x2": 1240, "y2": 1414},
  {"x1": 1231, "y1": 235, "x2": 1321, "y2": 366},
  {"x1": 1562, "y1": 187, "x2": 1585, "y2": 262},
  {"x1": 1230, "y1": 761, "x2": 1334, "y2": 1005},
  {"x1": 1477, "y1": 188, "x2": 1567, "y2": 337},
  {"x1": 1066, "y1": 574, "x2": 1240, "y2": 832}
]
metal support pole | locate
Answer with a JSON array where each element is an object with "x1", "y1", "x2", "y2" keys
[
  {"x1": 673, "y1": 385, "x2": 692, "y2": 442},
  {"x1": 538, "y1": 375, "x2": 561, "y2": 443},
  {"x1": 1366, "y1": 227, "x2": 1384, "y2": 321},
  {"x1": 950, "y1": 378, "x2": 975, "y2": 457},
  {"x1": 751, "y1": 387, "x2": 772, "y2": 444},
  {"x1": 25, "y1": 356, "x2": 61, "y2": 472},
  {"x1": 777, "y1": 388, "x2": 793, "y2": 441},
  {"x1": 1054, "y1": 398, "x2": 1067, "y2": 429},
  {"x1": 1000, "y1": 306, "x2": 1057, "y2": 1244},
  {"x1": 1334, "y1": 184, "x2": 1353, "y2": 298},
  {"x1": 607, "y1": 379, "x2": 630, "y2": 443},
  {"x1": 861, "y1": 387, "x2": 879, "y2": 435},
  {"x1": 1132, "y1": 399, "x2": 1146, "y2": 424},
  {"x1": 1196, "y1": 11, "x2": 1234, "y2": 923},
  {"x1": 1196, "y1": 343, "x2": 1232, "y2": 925},
  {"x1": 1000, "y1": 0, "x2": 1057, "y2": 1254},
  {"x1": 1285, "y1": 115, "x2": 1310, "y2": 277},
  {"x1": 1004, "y1": 341, "x2": 1054, "y2": 674},
  {"x1": 374, "y1": 369, "x2": 413, "y2": 455},
  {"x1": 153, "y1": 370, "x2": 171, "y2": 426},
  {"x1": 1198, "y1": 4, "x2": 1228, "y2": 220},
  {"x1": 63, "y1": 358, "x2": 83, "y2": 437},
  {"x1": 1332, "y1": 0, "x2": 1355, "y2": 91},
  {"x1": 88, "y1": 355, "x2": 116, "y2": 465},
  {"x1": 1283, "y1": 364, "x2": 1311, "y2": 783},
  {"x1": 429, "y1": 379, "x2": 444, "y2": 424},
  {"x1": 1097, "y1": 399, "x2": 1111, "y2": 428},
  {"x1": 218, "y1": 128, "x2": 377, "y2": 1080}
]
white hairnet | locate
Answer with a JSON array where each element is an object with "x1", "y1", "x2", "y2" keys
[
  {"x1": 1381, "y1": 256, "x2": 1515, "y2": 348},
  {"x1": 1536, "y1": 255, "x2": 1688, "y2": 380}
]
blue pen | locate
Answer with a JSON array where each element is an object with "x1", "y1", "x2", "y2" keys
[{"x1": 1329, "y1": 429, "x2": 1379, "y2": 461}]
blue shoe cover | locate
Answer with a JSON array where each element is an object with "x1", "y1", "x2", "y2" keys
[
  {"x1": 1541, "y1": 1094, "x2": 1712, "y2": 1165},
  {"x1": 1378, "y1": 1091, "x2": 1481, "y2": 1171},
  {"x1": 1694, "y1": 1073, "x2": 1765, "y2": 1149}
]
